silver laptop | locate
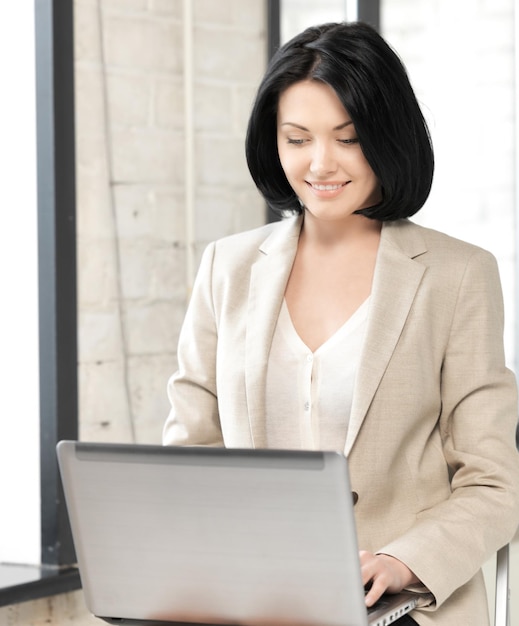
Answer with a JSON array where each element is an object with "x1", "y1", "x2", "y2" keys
[{"x1": 57, "y1": 441, "x2": 420, "y2": 626}]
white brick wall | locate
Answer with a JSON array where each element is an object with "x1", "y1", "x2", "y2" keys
[{"x1": 75, "y1": 0, "x2": 266, "y2": 447}]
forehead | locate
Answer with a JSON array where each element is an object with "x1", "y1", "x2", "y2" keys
[{"x1": 277, "y1": 79, "x2": 350, "y2": 124}]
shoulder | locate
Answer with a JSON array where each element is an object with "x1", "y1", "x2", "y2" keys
[
  {"x1": 384, "y1": 219, "x2": 498, "y2": 269},
  {"x1": 208, "y1": 215, "x2": 301, "y2": 260},
  {"x1": 193, "y1": 215, "x2": 301, "y2": 290}
]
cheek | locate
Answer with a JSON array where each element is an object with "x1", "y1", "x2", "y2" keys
[
  {"x1": 355, "y1": 156, "x2": 378, "y2": 185},
  {"x1": 277, "y1": 149, "x2": 300, "y2": 181}
]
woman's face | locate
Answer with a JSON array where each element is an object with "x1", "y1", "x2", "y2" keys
[{"x1": 276, "y1": 80, "x2": 381, "y2": 223}]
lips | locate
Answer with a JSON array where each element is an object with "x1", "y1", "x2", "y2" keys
[{"x1": 307, "y1": 181, "x2": 349, "y2": 191}]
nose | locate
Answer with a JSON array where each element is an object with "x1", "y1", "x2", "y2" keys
[{"x1": 309, "y1": 141, "x2": 337, "y2": 177}]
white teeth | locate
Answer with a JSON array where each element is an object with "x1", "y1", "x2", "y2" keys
[{"x1": 312, "y1": 183, "x2": 343, "y2": 191}]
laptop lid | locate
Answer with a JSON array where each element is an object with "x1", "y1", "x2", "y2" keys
[{"x1": 57, "y1": 442, "x2": 417, "y2": 626}]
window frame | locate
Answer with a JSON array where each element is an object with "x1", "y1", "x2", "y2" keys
[{"x1": 0, "y1": 0, "x2": 79, "y2": 606}]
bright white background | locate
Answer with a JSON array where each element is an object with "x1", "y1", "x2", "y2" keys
[{"x1": 0, "y1": 2, "x2": 41, "y2": 565}]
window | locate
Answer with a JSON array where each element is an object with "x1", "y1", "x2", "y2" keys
[{"x1": 0, "y1": 0, "x2": 79, "y2": 605}]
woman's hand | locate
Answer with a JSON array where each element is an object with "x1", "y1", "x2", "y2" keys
[{"x1": 359, "y1": 551, "x2": 419, "y2": 607}]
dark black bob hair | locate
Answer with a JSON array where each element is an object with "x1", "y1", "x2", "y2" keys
[{"x1": 245, "y1": 22, "x2": 434, "y2": 220}]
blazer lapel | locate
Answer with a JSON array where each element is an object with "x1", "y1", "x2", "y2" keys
[
  {"x1": 344, "y1": 220, "x2": 428, "y2": 456},
  {"x1": 245, "y1": 216, "x2": 302, "y2": 447}
]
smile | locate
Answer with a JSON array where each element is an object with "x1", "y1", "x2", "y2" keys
[{"x1": 308, "y1": 182, "x2": 348, "y2": 191}]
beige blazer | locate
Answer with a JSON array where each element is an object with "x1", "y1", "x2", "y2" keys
[{"x1": 164, "y1": 216, "x2": 519, "y2": 625}]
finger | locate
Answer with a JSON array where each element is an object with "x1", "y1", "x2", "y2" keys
[
  {"x1": 364, "y1": 574, "x2": 389, "y2": 607},
  {"x1": 359, "y1": 551, "x2": 378, "y2": 586}
]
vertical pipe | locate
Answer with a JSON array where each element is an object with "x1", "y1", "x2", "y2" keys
[{"x1": 183, "y1": 0, "x2": 195, "y2": 299}]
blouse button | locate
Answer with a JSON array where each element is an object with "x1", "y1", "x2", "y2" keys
[{"x1": 304, "y1": 401, "x2": 310, "y2": 411}]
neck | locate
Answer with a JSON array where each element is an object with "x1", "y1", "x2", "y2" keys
[{"x1": 301, "y1": 210, "x2": 382, "y2": 248}]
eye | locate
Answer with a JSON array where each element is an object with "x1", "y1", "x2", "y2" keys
[
  {"x1": 286, "y1": 138, "x2": 307, "y2": 145},
  {"x1": 338, "y1": 138, "x2": 360, "y2": 145}
]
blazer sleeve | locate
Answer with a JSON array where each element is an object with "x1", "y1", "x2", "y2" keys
[
  {"x1": 163, "y1": 242, "x2": 224, "y2": 446},
  {"x1": 378, "y1": 248, "x2": 519, "y2": 608}
]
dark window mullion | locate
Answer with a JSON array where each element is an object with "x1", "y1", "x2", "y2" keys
[{"x1": 35, "y1": 0, "x2": 78, "y2": 569}]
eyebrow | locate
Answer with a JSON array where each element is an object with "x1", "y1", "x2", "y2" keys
[{"x1": 280, "y1": 121, "x2": 353, "y2": 131}]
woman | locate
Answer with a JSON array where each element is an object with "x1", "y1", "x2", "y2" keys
[{"x1": 163, "y1": 22, "x2": 519, "y2": 625}]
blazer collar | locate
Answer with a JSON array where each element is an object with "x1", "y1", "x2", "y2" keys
[
  {"x1": 245, "y1": 216, "x2": 302, "y2": 447},
  {"x1": 345, "y1": 220, "x2": 427, "y2": 454},
  {"x1": 244, "y1": 216, "x2": 428, "y2": 452}
]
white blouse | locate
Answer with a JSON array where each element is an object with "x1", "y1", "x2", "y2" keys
[{"x1": 265, "y1": 298, "x2": 370, "y2": 452}]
